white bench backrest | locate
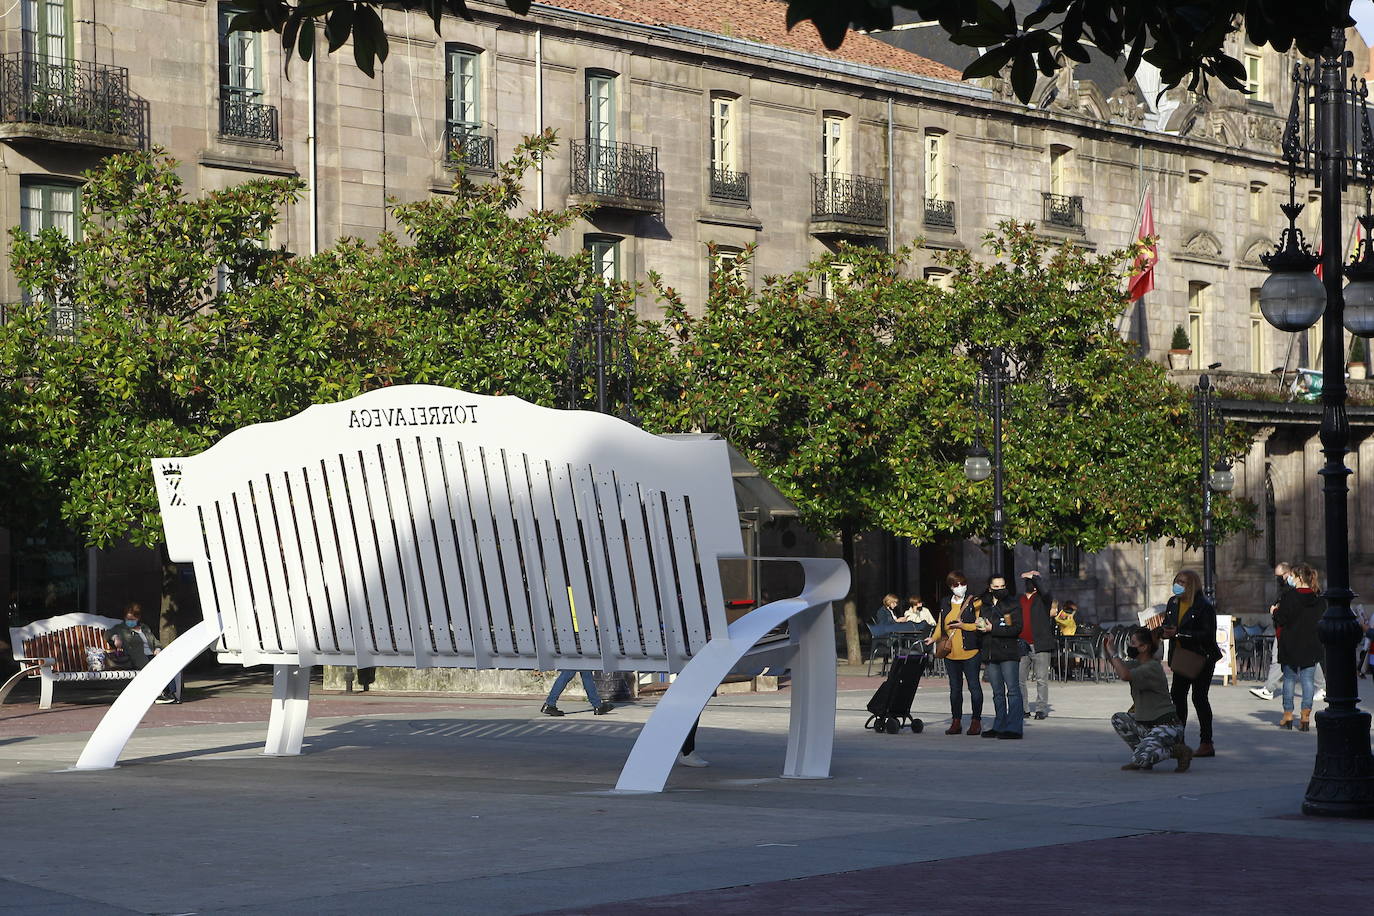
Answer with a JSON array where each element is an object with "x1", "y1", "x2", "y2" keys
[{"x1": 154, "y1": 386, "x2": 743, "y2": 672}]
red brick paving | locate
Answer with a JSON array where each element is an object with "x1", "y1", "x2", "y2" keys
[
  {"x1": 549, "y1": 832, "x2": 1374, "y2": 914},
  {"x1": 0, "y1": 679, "x2": 527, "y2": 738}
]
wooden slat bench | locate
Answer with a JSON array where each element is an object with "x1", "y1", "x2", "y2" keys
[
  {"x1": 2, "y1": 613, "x2": 135, "y2": 708},
  {"x1": 75, "y1": 385, "x2": 849, "y2": 792}
]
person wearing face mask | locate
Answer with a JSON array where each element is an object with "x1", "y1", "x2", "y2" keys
[
  {"x1": 1251, "y1": 561, "x2": 1327, "y2": 702},
  {"x1": 1017, "y1": 570, "x2": 1055, "y2": 720},
  {"x1": 1272, "y1": 563, "x2": 1326, "y2": 731},
  {"x1": 105, "y1": 602, "x2": 180, "y2": 704},
  {"x1": 931, "y1": 571, "x2": 984, "y2": 736},
  {"x1": 1105, "y1": 626, "x2": 1192, "y2": 772},
  {"x1": 1155, "y1": 569, "x2": 1221, "y2": 757},
  {"x1": 980, "y1": 575, "x2": 1025, "y2": 739}
]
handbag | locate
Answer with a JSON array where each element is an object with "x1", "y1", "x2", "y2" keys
[
  {"x1": 934, "y1": 633, "x2": 954, "y2": 659},
  {"x1": 1171, "y1": 646, "x2": 1208, "y2": 680}
]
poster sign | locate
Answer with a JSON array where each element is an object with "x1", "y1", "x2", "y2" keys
[{"x1": 1215, "y1": 614, "x2": 1235, "y2": 681}]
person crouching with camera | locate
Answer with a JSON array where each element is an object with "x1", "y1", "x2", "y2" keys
[{"x1": 1105, "y1": 627, "x2": 1192, "y2": 772}]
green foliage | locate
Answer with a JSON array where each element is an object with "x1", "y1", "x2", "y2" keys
[
  {"x1": 1, "y1": 149, "x2": 302, "y2": 546},
  {"x1": 651, "y1": 224, "x2": 1252, "y2": 550},
  {"x1": 1, "y1": 141, "x2": 1252, "y2": 563},
  {"x1": 0, "y1": 134, "x2": 652, "y2": 548},
  {"x1": 1172, "y1": 325, "x2": 1191, "y2": 351},
  {"x1": 230, "y1": 1, "x2": 1353, "y2": 103},
  {"x1": 1351, "y1": 336, "x2": 1367, "y2": 363}
]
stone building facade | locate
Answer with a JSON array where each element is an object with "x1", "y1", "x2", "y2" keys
[{"x1": 1, "y1": 0, "x2": 1370, "y2": 628}]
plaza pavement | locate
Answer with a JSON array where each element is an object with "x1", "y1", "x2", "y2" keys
[{"x1": 1, "y1": 663, "x2": 1372, "y2": 914}]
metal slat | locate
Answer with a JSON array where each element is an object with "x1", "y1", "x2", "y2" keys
[
  {"x1": 524, "y1": 457, "x2": 580, "y2": 661},
  {"x1": 481, "y1": 447, "x2": 538, "y2": 658},
  {"x1": 414, "y1": 436, "x2": 480, "y2": 662},
  {"x1": 299, "y1": 459, "x2": 361, "y2": 659},
  {"x1": 546, "y1": 462, "x2": 599, "y2": 659},
  {"x1": 458, "y1": 443, "x2": 516, "y2": 659}
]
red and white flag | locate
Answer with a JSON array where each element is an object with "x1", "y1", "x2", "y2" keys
[{"x1": 1127, "y1": 188, "x2": 1157, "y2": 302}]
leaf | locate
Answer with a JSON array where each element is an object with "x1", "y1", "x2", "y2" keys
[
  {"x1": 962, "y1": 45, "x2": 1015, "y2": 80},
  {"x1": 1010, "y1": 49, "x2": 1037, "y2": 103},
  {"x1": 324, "y1": 5, "x2": 354, "y2": 53}
]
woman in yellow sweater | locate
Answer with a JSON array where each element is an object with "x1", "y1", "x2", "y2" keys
[{"x1": 930, "y1": 570, "x2": 987, "y2": 735}]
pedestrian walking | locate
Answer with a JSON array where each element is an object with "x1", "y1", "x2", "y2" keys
[
  {"x1": 1273, "y1": 563, "x2": 1326, "y2": 731},
  {"x1": 931, "y1": 571, "x2": 985, "y2": 736},
  {"x1": 1251, "y1": 561, "x2": 1327, "y2": 702},
  {"x1": 1155, "y1": 569, "x2": 1221, "y2": 758},
  {"x1": 1017, "y1": 570, "x2": 1054, "y2": 719},
  {"x1": 1105, "y1": 626, "x2": 1192, "y2": 772},
  {"x1": 541, "y1": 670, "x2": 614, "y2": 716},
  {"x1": 981, "y1": 575, "x2": 1025, "y2": 740}
]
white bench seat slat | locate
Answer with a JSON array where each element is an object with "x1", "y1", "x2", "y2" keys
[
  {"x1": 617, "y1": 478, "x2": 668, "y2": 661},
  {"x1": 480, "y1": 446, "x2": 539, "y2": 661},
  {"x1": 544, "y1": 461, "x2": 598, "y2": 660},
  {"x1": 503, "y1": 452, "x2": 559, "y2": 669},
  {"x1": 414, "y1": 437, "x2": 479, "y2": 661},
  {"x1": 376, "y1": 438, "x2": 436, "y2": 667},
  {"x1": 662, "y1": 493, "x2": 711, "y2": 658},
  {"x1": 286, "y1": 465, "x2": 346, "y2": 656},
  {"x1": 266, "y1": 470, "x2": 325, "y2": 662},
  {"x1": 523, "y1": 458, "x2": 581, "y2": 662},
  {"x1": 78, "y1": 386, "x2": 850, "y2": 793},
  {"x1": 433, "y1": 440, "x2": 495, "y2": 667},
  {"x1": 593, "y1": 468, "x2": 647, "y2": 661}
]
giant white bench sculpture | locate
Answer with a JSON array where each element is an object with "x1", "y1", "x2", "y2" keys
[{"x1": 75, "y1": 385, "x2": 849, "y2": 792}]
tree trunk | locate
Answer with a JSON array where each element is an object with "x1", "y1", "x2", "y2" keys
[{"x1": 841, "y1": 524, "x2": 861, "y2": 666}]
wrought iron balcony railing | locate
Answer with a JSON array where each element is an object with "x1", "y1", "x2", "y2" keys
[
  {"x1": 1, "y1": 299, "x2": 80, "y2": 336},
  {"x1": 444, "y1": 123, "x2": 495, "y2": 171},
  {"x1": 812, "y1": 173, "x2": 887, "y2": 227},
  {"x1": 1042, "y1": 192, "x2": 1085, "y2": 231},
  {"x1": 924, "y1": 197, "x2": 956, "y2": 229},
  {"x1": 220, "y1": 91, "x2": 279, "y2": 143},
  {"x1": 709, "y1": 166, "x2": 749, "y2": 204},
  {"x1": 571, "y1": 139, "x2": 665, "y2": 209},
  {"x1": 0, "y1": 52, "x2": 142, "y2": 141}
]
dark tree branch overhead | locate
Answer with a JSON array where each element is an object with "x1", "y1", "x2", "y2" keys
[{"x1": 233, "y1": 1, "x2": 1356, "y2": 99}]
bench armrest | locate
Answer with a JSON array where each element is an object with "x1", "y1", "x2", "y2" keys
[
  {"x1": 745, "y1": 556, "x2": 851, "y2": 608},
  {"x1": 13, "y1": 656, "x2": 54, "y2": 667}
]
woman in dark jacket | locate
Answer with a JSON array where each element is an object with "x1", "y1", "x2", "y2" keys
[
  {"x1": 979, "y1": 574, "x2": 1025, "y2": 740},
  {"x1": 1273, "y1": 562, "x2": 1326, "y2": 731},
  {"x1": 1157, "y1": 569, "x2": 1221, "y2": 757}
]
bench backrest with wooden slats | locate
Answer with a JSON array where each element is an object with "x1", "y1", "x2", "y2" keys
[
  {"x1": 153, "y1": 385, "x2": 744, "y2": 675},
  {"x1": 7, "y1": 613, "x2": 132, "y2": 681},
  {"x1": 24, "y1": 626, "x2": 109, "y2": 673}
]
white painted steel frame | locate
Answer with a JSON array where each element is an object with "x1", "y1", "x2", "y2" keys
[{"x1": 76, "y1": 386, "x2": 849, "y2": 791}]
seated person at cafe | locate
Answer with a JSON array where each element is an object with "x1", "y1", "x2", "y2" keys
[{"x1": 1054, "y1": 601, "x2": 1079, "y2": 636}]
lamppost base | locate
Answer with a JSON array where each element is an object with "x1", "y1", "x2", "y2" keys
[{"x1": 1302, "y1": 707, "x2": 1374, "y2": 818}]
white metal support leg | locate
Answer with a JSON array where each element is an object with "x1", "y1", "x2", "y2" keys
[
  {"x1": 73, "y1": 620, "x2": 223, "y2": 770},
  {"x1": 264, "y1": 664, "x2": 312, "y2": 756},
  {"x1": 38, "y1": 669, "x2": 54, "y2": 710},
  {"x1": 614, "y1": 557, "x2": 847, "y2": 793},
  {"x1": 782, "y1": 603, "x2": 836, "y2": 780}
]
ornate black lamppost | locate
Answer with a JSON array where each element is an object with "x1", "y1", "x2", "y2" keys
[
  {"x1": 567, "y1": 292, "x2": 639, "y2": 425},
  {"x1": 1257, "y1": 27, "x2": 1374, "y2": 817},
  {"x1": 962, "y1": 346, "x2": 1013, "y2": 578},
  {"x1": 1194, "y1": 372, "x2": 1235, "y2": 604}
]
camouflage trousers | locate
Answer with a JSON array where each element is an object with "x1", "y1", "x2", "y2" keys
[{"x1": 1112, "y1": 712, "x2": 1184, "y2": 768}]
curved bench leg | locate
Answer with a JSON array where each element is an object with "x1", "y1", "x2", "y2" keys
[
  {"x1": 614, "y1": 637, "x2": 739, "y2": 793},
  {"x1": 264, "y1": 664, "x2": 312, "y2": 756},
  {"x1": 0, "y1": 665, "x2": 38, "y2": 707},
  {"x1": 38, "y1": 669, "x2": 55, "y2": 710},
  {"x1": 783, "y1": 604, "x2": 836, "y2": 780},
  {"x1": 73, "y1": 620, "x2": 223, "y2": 770}
]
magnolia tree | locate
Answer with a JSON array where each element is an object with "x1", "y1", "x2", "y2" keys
[
  {"x1": 0, "y1": 135, "x2": 654, "y2": 635},
  {"x1": 652, "y1": 225, "x2": 1251, "y2": 662}
]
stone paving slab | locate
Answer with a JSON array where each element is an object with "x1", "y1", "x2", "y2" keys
[{"x1": 0, "y1": 670, "x2": 1370, "y2": 914}]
